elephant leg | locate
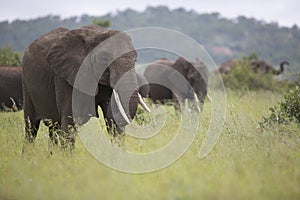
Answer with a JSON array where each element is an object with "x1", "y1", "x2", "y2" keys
[
  {"x1": 44, "y1": 121, "x2": 60, "y2": 155},
  {"x1": 99, "y1": 102, "x2": 117, "y2": 136},
  {"x1": 55, "y1": 77, "x2": 76, "y2": 150},
  {"x1": 172, "y1": 94, "x2": 182, "y2": 118},
  {"x1": 47, "y1": 121, "x2": 60, "y2": 145},
  {"x1": 23, "y1": 86, "x2": 40, "y2": 143},
  {"x1": 22, "y1": 86, "x2": 40, "y2": 157},
  {"x1": 98, "y1": 97, "x2": 123, "y2": 136},
  {"x1": 60, "y1": 114, "x2": 76, "y2": 150}
]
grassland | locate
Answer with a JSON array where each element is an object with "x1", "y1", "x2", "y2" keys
[{"x1": 0, "y1": 90, "x2": 299, "y2": 200}]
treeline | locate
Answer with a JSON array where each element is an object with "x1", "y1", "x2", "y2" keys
[{"x1": 0, "y1": 6, "x2": 300, "y2": 72}]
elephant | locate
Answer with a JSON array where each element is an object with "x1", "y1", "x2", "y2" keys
[
  {"x1": 0, "y1": 65, "x2": 23, "y2": 111},
  {"x1": 143, "y1": 57, "x2": 209, "y2": 112},
  {"x1": 216, "y1": 59, "x2": 289, "y2": 75},
  {"x1": 136, "y1": 73, "x2": 150, "y2": 98},
  {"x1": 214, "y1": 59, "x2": 237, "y2": 75},
  {"x1": 22, "y1": 25, "x2": 150, "y2": 148},
  {"x1": 250, "y1": 60, "x2": 289, "y2": 75}
]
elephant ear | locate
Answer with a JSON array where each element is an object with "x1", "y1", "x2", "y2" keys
[
  {"x1": 167, "y1": 57, "x2": 192, "y2": 97},
  {"x1": 46, "y1": 28, "x2": 120, "y2": 87}
]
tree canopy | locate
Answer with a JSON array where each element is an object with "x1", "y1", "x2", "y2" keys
[{"x1": 0, "y1": 6, "x2": 299, "y2": 72}]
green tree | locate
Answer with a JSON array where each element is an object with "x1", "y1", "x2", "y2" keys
[
  {"x1": 262, "y1": 86, "x2": 300, "y2": 126},
  {"x1": 0, "y1": 47, "x2": 22, "y2": 66},
  {"x1": 92, "y1": 19, "x2": 111, "y2": 28}
]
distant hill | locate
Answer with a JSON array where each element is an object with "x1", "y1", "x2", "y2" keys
[{"x1": 0, "y1": 6, "x2": 299, "y2": 72}]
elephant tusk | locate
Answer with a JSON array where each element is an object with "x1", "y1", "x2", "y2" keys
[
  {"x1": 193, "y1": 93, "x2": 201, "y2": 112},
  {"x1": 138, "y1": 93, "x2": 151, "y2": 113},
  {"x1": 193, "y1": 93, "x2": 199, "y2": 103},
  {"x1": 9, "y1": 97, "x2": 17, "y2": 111},
  {"x1": 207, "y1": 92, "x2": 212, "y2": 102},
  {"x1": 9, "y1": 97, "x2": 16, "y2": 106},
  {"x1": 113, "y1": 89, "x2": 131, "y2": 124}
]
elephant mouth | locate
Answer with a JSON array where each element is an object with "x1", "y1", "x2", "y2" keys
[
  {"x1": 112, "y1": 89, "x2": 150, "y2": 126},
  {"x1": 187, "y1": 92, "x2": 201, "y2": 113}
]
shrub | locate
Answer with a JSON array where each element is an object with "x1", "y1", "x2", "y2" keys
[
  {"x1": 92, "y1": 19, "x2": 111, "y2": 28},
  {"x1": 261, "y1": 86, "x2": 300, "y2": 126},
  {"x1": 221, "y1": 62, "x2": 280, "y2": 91},
  {"x1": 0, "y1": 47, "x2": 22, "y2": 66}
]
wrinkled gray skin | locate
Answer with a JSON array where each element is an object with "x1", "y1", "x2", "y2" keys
[
  {"x1": 137, "y1": 73, "x2": 150, "y2": 98},
  {"x1": 144, "y1": 57, "x2": 208, "y2": 110},
  {"x1": 0, "y1": 65, "x2": 23, "y2": 110},
  {"x1": 22, "y1": 25, "x2": 139, "y2": 147}
]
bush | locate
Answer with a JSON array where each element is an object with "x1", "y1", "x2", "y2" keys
[
  {"x1": 92, "y1": 19, "x2": 111, "y2": 28},
  {"x1": 0, "y1": 47, "x2": 22, "y2": 66},
  {"x1": 261, "y1": 86, "x2": 300, "y2": 126},
  {"x1": 221, "y1": 62, "x2": 281, "y2": 91}
]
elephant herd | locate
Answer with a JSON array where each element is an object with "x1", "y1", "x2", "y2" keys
[
  {"x1": 215, "y1": 59, "x2": 289, "y2": 75},
  {"x1": 0, "y1": 25, "x2": 288, "y2": 149}
]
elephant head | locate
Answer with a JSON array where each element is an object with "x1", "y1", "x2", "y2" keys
[
  {"x1": 216, "y1": 59, "x2": 238, "y2": 74},
  {"x1": 276, "y1": 61, "x2": 289, "y2": 75},
  {"x1": 144, "y1": 57, "x2": 208, "y2": 112},
  {"x1": 190, "y1": 58, "x2": 209, "y2": 103},
  {"x1": 171, "y1": 57, "x2": 208, "y2": 104}
]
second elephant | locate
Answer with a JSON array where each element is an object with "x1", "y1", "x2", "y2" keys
[
  {"x1": 144, "y1": 57, "x2": 209, "y2": 111},
  {"x1": 137, "y1": 73, "x2": 150, "y2": 98}
]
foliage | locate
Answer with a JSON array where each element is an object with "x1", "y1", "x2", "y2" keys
[
  {"x1": 220, "y1": 59, "x2": 287, "y2": 92},
  {"x1": 0, "y1": 6, "x2": 300, "y2": 72},
  {"x1": 262, "y1": 86, "x2": 300, "y2": 126},
  {"x1": 92, "y1": 19, "x2": 111, "y2": 28},
  {"x1": 0, "y1": 47, "x2": 22, "y2": 66},
  {"x1": 241, "y1": 52, "x2": 258, "y2": 62},
  {"x1": 216, "y1": 53, "x2": 298, "y2": 92},
  {"x1": 0, "y1": 91, "x2": 299, "y2": 199},
  {"x1": 284, "y1": 72, "x2": 300, "y2": 87}
]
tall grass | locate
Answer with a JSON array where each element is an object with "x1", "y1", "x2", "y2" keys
[{"x1": 0, "y1": 90, "x2": 299, "y2": 200}]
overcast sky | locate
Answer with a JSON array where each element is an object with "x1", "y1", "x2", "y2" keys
[{"x1": 1, "y1": 0, "x2": 299, "y2": 27}]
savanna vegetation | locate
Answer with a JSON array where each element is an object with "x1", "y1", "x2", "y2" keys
[
  {"x1": 0, "y1": 6, "x2": 299, "y2": 200},
  {"x1": 0, "y1": 47, "x2": 22, "y2": 66},
  {"x1": 0, "y1": 89, "x2": 299, "y2": 199},
  {"x1": 215, "y1": 54, "x2": 300, "y2": 92}
]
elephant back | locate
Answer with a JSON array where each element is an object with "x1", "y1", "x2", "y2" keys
[{"x1": 27, "y1": 27, "x2": 69, "y2": 55}]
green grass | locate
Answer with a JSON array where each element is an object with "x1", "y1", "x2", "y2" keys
[{"x1": 0, "y1": 90, "x2": 299, "y2": 200}]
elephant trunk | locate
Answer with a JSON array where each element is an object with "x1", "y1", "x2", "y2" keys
[
  {"x1": 110, "y1": 63, "x2": 139, "y2": 129},
  {"x1": 113, "y1": 89, "x2": 131, "y2": 124},
  {"x1": 278, "y1": 61, "x2": 289, "y2": 75}
]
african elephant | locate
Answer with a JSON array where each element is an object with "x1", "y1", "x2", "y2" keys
[
  {"x1": 22, "y1": 25, "x2": 149, "y2": 147},
  {"x1": 0, "y1": 65, "x2": 23, "y2": 111},
  {"x1": 144, "y1": 57, "x2": 209, "y2": 111},
  {"x1": 214, "y1": 59, "x2": 237, "y2": 75},
  {"x1": 250, "y1": 60, "x2": 289, "y2": 75},
  {"x1": 216, "y1": 59, "x2": 289, "y2": 75},
  {"x1": 137, "y1": 73, "x2": 150, "y2": 98}
]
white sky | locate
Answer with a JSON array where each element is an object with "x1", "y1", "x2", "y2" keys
[{"x1": 0, "y1": 0, "x2": 299, "y2": 27}]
